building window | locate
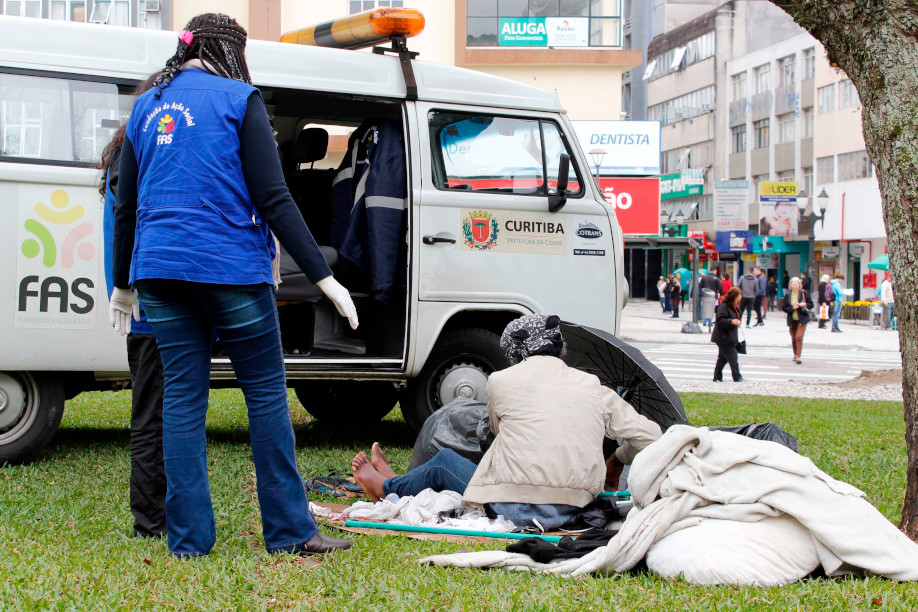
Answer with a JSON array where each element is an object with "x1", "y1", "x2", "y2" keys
[
  {"x1": 803, "y1": 48, "x2": 815, "y2": 79},
  {"x1": 731, "y1": 72, "x2": 746, "y2": 101},
  {"x1": 777, "y1": 170, "x2": 795, "y2": 182},
  {"x1": 753, "y1": 118, "x2": 770, "y2": 149},
  {"x1": 753, "y1": 174, "x2": 768, "y2": 196},
  {"x1": 777, "y1": 112, "x2": 795, "y2": 144},
  {"x1": 837, "y1": 150, "x2": 872, "y2": 182},
  {"x1": 818, "y1": 84, "x2": 836, "y2": 113},
  {"x1": 802, "y1": 108, "x2": 814, "y2": 138},
  {"x1": 839, "y1": 79, "x2": 860, "y2": 109},
  {"x1": 647, "y1": 85, "x2": 715, "y2": 125},
  {"x1": 803, "y1": 166, "x2": 813, "y2": 196},
  {"x1": 467, "y1": 0, "x2": 623, "y2": 48},
  {"x1": 778, "y1": 55, "x2": 795, "y2": 87},
  {"x1": 350, "y1": 0, "x2": 404, "y2": 13},
  {"x1": 3, "y1": 0, "x2": 42, "y2": 17},
  {"x1": 754, "y1": 64, "x2": 770, "y2": 94},
  {"x1": 646, "y1": 30, "x2": 714, "y2": 80},
  {"x1": 731, "y1": 124, "x2": 746, "y2": 153},
  {"x1": 817, "y1": 155, "x2": 834, "y2": 184}
]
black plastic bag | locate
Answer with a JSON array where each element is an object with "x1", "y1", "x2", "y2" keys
[
  {"x1": 710, "y1": 423, "x2": 798, "y2": 452},
  {"x1": 408, "y1": 398, "x2": 494, "y2": 470}
]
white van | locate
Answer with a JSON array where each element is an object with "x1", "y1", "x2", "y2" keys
[{"x1": 0, "y1": 13, "x2": 624, "y2": 464}]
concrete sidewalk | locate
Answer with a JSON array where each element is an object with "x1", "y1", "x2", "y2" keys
[{"x1": 620, "y1": 298, "x2": 899, "y2": 353}]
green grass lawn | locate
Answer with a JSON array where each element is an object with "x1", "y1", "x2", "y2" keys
[{"x1": 2, "y1": 391, "x2": 917, "y2": 610}]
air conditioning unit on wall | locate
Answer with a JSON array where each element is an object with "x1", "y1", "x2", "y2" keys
[{"x1": 144, "y1": 0, "x2": 160, "y2": 12}]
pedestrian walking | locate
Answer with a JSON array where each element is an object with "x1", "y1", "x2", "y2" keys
[
  {"x1": 782, "y1": 277, "x2": 813, "y2": 364},
  {"x1": 766, "y1": 276, "x2": 778, "y2": 313},
  {"x1": 831, "y1": 273, "x2": 846, "y2": 332},
  {"x1": 817, "y1": 273, "x2": 831, "y2": 329},
  {"x1": 721, "y1": 272, "x2": 733, "y2": 297},
  {"x1": 711, "y1": 287, "x2": 744, "y2": 382},
  {"x1": 671, "y1": 274, "x2": 682, "y2": 318},
  {"x1": 657, "y1": 276, "x2": 668, "y2": 313},
  {"x1": 699, "y1": 267, "x2": 721, "y2": 325},
  {"x1": 111, "y1": 13, "x2": 355, "y2": 557},
  {"x1": 881, "y1": 274, "x2": 894, "y2": 330},
  {"x1": 800, "y1": 271, "x2": 812, "y2": 295},
  {"x1": 754, "y1": 267, "x2": 766, "y2": 325},
  {"x1": 737, "y1": 269, "x2": 758, "y2": 328},
  {"x1": 663, "y1": 277, "x2": 673, "y2": 314}
]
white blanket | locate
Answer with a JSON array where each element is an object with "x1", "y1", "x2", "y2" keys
[
  {"x1": 421, "y1": 426, "x2": 918, "y2": 581},
  {"x1": 343, "y1": 489, "x2": 516, "y2": 532}
]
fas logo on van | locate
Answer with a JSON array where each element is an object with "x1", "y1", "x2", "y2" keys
[{"x1": 462, "y1": 210, "x2": 499, "y2": 250}]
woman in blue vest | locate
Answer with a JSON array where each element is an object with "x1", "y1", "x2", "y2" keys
[{"x1": 111, "y1": 13, "x2": 355, "y2": 557}]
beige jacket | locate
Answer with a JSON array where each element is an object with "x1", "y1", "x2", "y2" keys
[{"x1": 462, "y1": 356, "x2": 663, "y2": 508}]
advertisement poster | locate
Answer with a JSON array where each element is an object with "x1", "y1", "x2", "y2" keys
[
  {"x1": 659, "y1": 169, "x2": 704, "y2": 200},
  {"x1": 16, "y1": 186, "x2": 99, "y2": 329},
  {"x1": 595, "y1": 177, "x2": 661, "y2": 235},
  {"x1": 715, "y1": 230, "x2": 755, "y2": 253},
  {"x1": 461, "y1": 209, "x2": 566, "y2": 254},
  {"x1": 758, "y1": 182, "x2": 799, "y2": 236},
  {"x1": 498, "y1": 17, "x2": 589, "y2": 47},
  {"x1": 713, "y1": 180, "x2": 749, "y2": 230},
  {"x1": 570, "y1": 120, "x2": 662, "y2": 176}
]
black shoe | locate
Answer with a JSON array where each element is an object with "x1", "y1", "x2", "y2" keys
[
  {"x1": 795, "y1": 358, "x2": 802, "y2": 364},
  {"x1": 831, "y1": 327, "x2": 842, "y2": 333},
  {"x1": 734, "y1": 377, "x2": 745, "y2": 382},
  {"x1": 298, "y1": 533, "x2": 352, "y2": 555}
]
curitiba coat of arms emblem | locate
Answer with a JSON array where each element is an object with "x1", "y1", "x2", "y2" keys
[{"x1": 462, "y1": 210, "x2": 499, "y2": 250}]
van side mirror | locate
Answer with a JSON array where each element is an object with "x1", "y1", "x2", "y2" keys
[{"x1": 548, "y1": 153, "x2": 570, "y2": 213}]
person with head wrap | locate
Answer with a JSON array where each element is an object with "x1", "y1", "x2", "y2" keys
[{"x1": 352, "y1": 314, "x2": 662, "y2": 530}]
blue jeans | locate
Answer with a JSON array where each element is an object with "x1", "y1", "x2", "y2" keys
[
  {"x1": 884, "y1": 304, "x2": 894, "y2": 328},
  {"x1": 832, "y1": 301, "x2": 841, "y2": 328},
  {"x1": 383, "y1": 449, "x2": 475, "y2": 497},
  {"x1": 136, "y1": 281, "x2": 316, "y2": 556}
]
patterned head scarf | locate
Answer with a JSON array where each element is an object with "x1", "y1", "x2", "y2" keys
[{"x1": 500, "y1": 314, "x2": 563, "y2": 362}]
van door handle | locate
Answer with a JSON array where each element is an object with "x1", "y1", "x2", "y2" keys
[{"x1": 423, "y1": 236, "x2": 457, "y2": 245}]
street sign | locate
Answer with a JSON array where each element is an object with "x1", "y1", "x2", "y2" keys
[
  {"x1": 758, "y1": 181, "x2": 798, "y2": 236},
  {"x1": 596, "y1": 177, "x2": 661, "y2": 235},
  {"x1": 570, "y1": 120, "x2": 661, "y2": 175},
  {"x1": 660, "y1": 169, "x2": 704, "y2": 200},
  {"x1": 713, "y1": 180, "x2": 749, "y2": 230}
]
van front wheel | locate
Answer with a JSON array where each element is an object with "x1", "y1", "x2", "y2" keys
[
  {"x1": 400, "y1": 328, "x2": 509, "y2": 434},
  {"x1": 0, "y1": 372, "x2": 65, "y2": 465}
]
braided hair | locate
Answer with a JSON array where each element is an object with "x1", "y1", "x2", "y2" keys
[{"x1": 152, "y1": 13, "x2": 250, "y2": 99}]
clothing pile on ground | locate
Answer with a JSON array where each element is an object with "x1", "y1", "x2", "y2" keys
[{"x1": 421, "y1": 425, "x2": 918, "y2": 586}]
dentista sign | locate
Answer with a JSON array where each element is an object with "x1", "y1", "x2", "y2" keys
[
  {"x1": 498, "y1": 17, "x2": 589, "y2": 47},
  {"x1": 570, "y1": 120, "x2": 662, "y2": 176}
]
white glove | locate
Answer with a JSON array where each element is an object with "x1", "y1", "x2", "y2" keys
[
  {"x1": 316, "y1": 276, "x2": 359, "y2": 330},
  {"x1": 110, "y1": 287, "x2": 140, "y2": 336}
]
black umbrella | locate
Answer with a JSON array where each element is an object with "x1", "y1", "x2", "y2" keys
[{"x1": 560, "y1": 322, "x2": 689, "y2": 431}]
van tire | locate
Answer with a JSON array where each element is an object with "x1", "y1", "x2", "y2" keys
[
  {"x1": 400, "y1": 327, "x2": 509, "y2": 434},
  {"x1": 0, "y1": 372, "x2": 65, "y2": 465},
  {"x1": 293, "y1": 381, "x2": 398, "y2": 424}
]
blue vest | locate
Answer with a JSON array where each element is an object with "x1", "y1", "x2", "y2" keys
[
  {"x1": 126, "y1": 69, "x2": 274, "y2": 285},
  {"x1": 104, "y1": 165, "x2": 153, "y2": 334}
]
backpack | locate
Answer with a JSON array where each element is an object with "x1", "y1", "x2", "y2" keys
[{"x1": 825, "y1": 283, "x2": 835, "y2": 303}]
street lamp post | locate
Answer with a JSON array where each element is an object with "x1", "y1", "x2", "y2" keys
[
  {"x1": 797, "y1": 188, "x2": 830, "y2": 291},
  {"x1": 588, "y1": 149, "x2": 606, "y2": 181}
]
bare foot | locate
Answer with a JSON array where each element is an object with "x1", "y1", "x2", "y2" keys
[
  {"x1": 351, "y1": 452, "x2": 386, "y2": 502},
  {"x1": 370, "y1": 442, "x2": 397, "y2": 479}
]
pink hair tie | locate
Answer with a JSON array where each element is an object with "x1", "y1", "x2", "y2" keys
[{"x1": 179, "y1": 30, "x2": 194, "y2": 45}]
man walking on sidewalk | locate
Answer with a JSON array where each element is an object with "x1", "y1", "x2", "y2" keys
[
  {"x1": 699, "y1": 267, "x2": 721, "y2": 326},
  {"x1": 831, "y1": 273, "x2": 846, "y2": 332},
  {"x1": 881, "y1": 274, "x2": 895, "y2": 330},
  {"x1": 753, "y1": 267, "x2": 766, "y2": 326},
  {"x1": 737, "y1": 269, "x2": 758, "y2": 328}
]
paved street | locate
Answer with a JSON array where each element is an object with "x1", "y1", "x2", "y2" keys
[{"x1": 621, "y1": 298, "x2": 903, "y2": 401}]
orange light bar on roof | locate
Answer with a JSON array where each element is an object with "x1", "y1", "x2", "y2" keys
[{"x1": 280, "y1": 8, "x2": 425, "y2": 50}]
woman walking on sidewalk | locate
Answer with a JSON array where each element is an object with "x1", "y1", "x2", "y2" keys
[
  {"x1": 711, "y1": 287, "x2": 744, "y2": 382},
  {"x1": 783, "y1": 277, "x2": 813, "y2": 364}
]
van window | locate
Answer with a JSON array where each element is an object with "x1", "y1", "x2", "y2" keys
[
  {"x1": 429, "y1": 110, "x2": 582, "y2": 196},
  {"x1": 0, "y1": 72, "x2": 127, "y2": 165}
]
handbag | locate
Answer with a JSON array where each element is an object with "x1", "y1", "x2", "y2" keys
[{"x1": 736, "y1": 326, "x2": 747, "y2": 355}]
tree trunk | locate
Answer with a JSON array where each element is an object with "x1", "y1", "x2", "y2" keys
[{"x1": 769, "y1": 0, "x2": 918, "y2": 537}]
